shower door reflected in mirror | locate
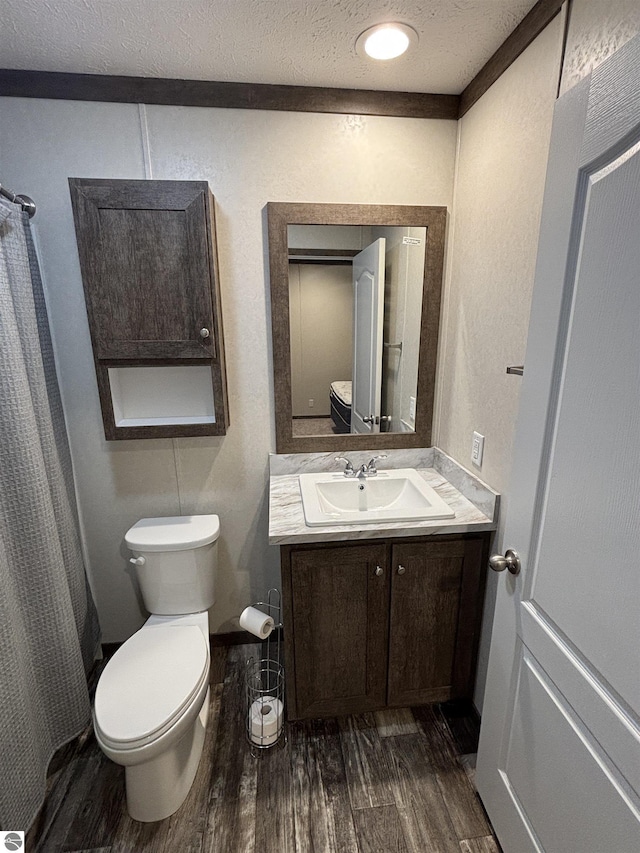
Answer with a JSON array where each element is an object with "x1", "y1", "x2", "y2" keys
[{"x1": 268, "y1": 203, "x2": 447, "y2": 454}]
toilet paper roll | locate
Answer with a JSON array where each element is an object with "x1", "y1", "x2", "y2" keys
[
  {"x1": 249, "y1": 696, "x2": 284, "y2": 746},
  {"x1": 240, "y1": 606, "x2": 274, "y2": 639}
]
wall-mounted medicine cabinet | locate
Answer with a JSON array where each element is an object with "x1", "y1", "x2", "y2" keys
[{"x1": 69, "y1": 178, "x2": 229, "y2": 440}]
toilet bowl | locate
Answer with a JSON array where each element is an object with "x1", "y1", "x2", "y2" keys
[{"x1": 93, "y1": 515, "x2": 220, "y2": 822}]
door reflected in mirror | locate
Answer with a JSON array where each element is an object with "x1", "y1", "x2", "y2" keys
[
  {"x1": 268, "y1": 203, "x2": 447, "y2": 454},
  {"x1": 288, "y1": 224, "x2": 426, "y2": 437}
]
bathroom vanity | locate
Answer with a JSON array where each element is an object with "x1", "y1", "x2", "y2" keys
[
  {"x1": 269, "y1": 449, "x2": 498, "y2": 720},
  {"x1": 266, "y1": 205, "x2": 498, "y2": 720}
]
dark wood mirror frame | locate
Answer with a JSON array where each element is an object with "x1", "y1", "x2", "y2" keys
[{"x1": 267, "y1": 202, "x2": 447, "y2": 454}]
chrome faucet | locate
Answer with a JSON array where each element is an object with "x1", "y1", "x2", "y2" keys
[
  {"x1": 367, "y1": 453, "x2": 387, "y2": 477},
  {"x1": 336, "y1": 454, "x2": 388, "y2": 480},
  {"x1": 360, "y1": 455, "x2": 387, "y2": 477},
  {"x1": 335, "y1": 456, "x2": 356, "y2": 477}
]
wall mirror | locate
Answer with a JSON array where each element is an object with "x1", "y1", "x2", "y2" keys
[{"x1": 267, "y1": 203, "x2": 447, "y2": 453}]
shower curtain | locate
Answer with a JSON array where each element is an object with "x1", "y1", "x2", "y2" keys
[{"x1": 0, "y1": 199, "x2": 100, "y2": 830}]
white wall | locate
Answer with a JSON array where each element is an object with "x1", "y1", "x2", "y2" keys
[
  {"x1": 560, "y1": 0, "x2": 640, "y2": 95},
  {"x1": 0, "y1": 100, "x2": 456, "y2": 641},
  {"x1": 288, "y1": 224, "x2": 368, "y2": 251},
  {"x1": 435, "y1": 17, "x2": 565, "y2": 710},
  {"x1": 289, "y1": 263, "x2": 353, "y2": 417}
]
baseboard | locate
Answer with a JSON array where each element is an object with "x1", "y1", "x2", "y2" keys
[{"x1": 96, "y1": 628, "x2": 283, "y2": 656}]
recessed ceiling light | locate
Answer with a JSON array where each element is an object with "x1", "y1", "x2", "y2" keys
[{"x1": 356, "y1": 23, "x2": 418, "y2": 61}]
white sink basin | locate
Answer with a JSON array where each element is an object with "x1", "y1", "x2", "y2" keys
[{"x1": 299, "y1": 468, "x2": 455, "y2": 526}]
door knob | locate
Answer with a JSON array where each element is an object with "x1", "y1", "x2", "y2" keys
[
  {"x1": 199, "y1": 328, "x2": 210, "y2": 339},
  {"x1": 397, "y1": 565, "x2": 406, "y2": 575},
  {"x1": 363, "y1": 415, "x2": 375, "y2": 424},
  {"x1": 489, "y1": 549, "x2": 521, "y2": 575},
  {"x1": 375, "y1": 566, "x2": 383, "y2": 577}
]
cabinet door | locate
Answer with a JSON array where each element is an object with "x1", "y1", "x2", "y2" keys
[
  {"x1": 388, "y1": 538, "x2": 482, "y2": 706},
  {"x1": 69, "y1": 178, "x2": 229, "y2": 440},
  {"x1": 289, "y1": 543, "x2": 388, "y2": 719},
  {"x1": 69, "y1": 178, "x2": 217, "y2": 360}
]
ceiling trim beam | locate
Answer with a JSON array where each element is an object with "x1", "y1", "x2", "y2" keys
[
  {"x1": 459, "y1": 0, "x2": 565, "y2": 117},
  {"x1": 0, "y1": 0, "x2": 566, "y2": 122},
  {"x1": 0, "y1": 69, "x2": 459, "y2": 120}
]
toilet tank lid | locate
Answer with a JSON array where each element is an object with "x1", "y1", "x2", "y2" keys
[{"x1": 125, "y1": 515, "x2": 220, "y2": 552}]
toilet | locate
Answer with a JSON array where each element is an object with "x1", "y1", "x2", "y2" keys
[{"x1": 93, "y1": 514, "x2": 220, "y2": 822}]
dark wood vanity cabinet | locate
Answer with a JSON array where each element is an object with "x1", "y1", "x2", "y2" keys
[
  {"x1": 387, "y1": 538, "x2": 483, "y2": 706},
  {"x1": 287, "y1": 542, "x2": 389, "y2": 718},
  {"x1": 281, "y1": 534, "x2": 488, "y2": 720},
  {"x1": 69, "y1": 178, "x2": 228, "y2": 440}
]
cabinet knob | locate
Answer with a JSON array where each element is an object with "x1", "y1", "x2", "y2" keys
[
  {"x1": 397, "y1": 565, "x2": 406, "y2": 575},
  {"x1": 375, "y1": 566, "x2": 383, "y2": 577},
  {"x1": 199, "y1": 327, "x2": 210, "y2": 339}
]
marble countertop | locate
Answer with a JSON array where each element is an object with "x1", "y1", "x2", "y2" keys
[{"x1": 269, "y1": 453, "x2": 498, "y2": 545}]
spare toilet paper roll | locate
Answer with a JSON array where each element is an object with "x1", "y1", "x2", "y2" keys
[
  {"x1": 239, "y1": 606, "x2": 274, "y2": 639},
  {"x1": 249, "y1": 696, "x2": 284, "y2": 746}
]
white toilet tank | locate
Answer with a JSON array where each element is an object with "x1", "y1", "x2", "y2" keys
[{"x1": 125, "y1": 515, "x2": 220, "y2": 615}]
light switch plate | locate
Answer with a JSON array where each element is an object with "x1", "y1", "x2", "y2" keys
[{"x1": 472, "y1": 431, "x2": 484, "y2": 466}]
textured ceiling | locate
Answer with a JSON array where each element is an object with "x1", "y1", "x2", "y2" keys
[{"x1": 0, "y1": 0, "x2": 538, "y2": 94}]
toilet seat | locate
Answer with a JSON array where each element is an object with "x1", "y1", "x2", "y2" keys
[{"x1": 94, "y1": 625, "x2": 209, "y2": 751}]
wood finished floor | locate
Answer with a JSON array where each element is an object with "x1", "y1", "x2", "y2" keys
[{"x1": 27, "y1": 644, "x2": 500, "y2": 853}]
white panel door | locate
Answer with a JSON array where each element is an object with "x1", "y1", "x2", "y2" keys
[
  {"x1": 351, "y1": 238, "x2": 385, "y2": 434},
  {"x1": 476, "y1": 35, "x2": 640, "y2": 853}
]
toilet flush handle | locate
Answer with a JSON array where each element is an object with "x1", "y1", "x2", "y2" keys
[{"x1": 129, "y1": 556, "x2": 146, "y2": 566}]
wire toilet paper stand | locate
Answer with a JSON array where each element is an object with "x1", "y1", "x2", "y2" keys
[{"x1": 245, "y1": 588, "x2": 285, "y2": 755}]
